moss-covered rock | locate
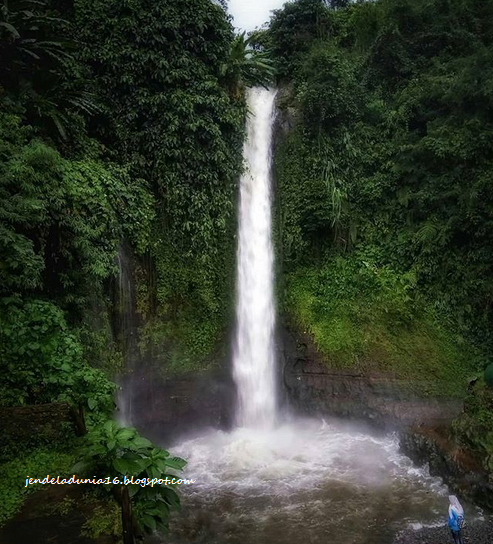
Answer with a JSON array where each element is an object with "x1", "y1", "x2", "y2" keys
[{"x1": 284, "y1": 257, "x2": 479, "y2": 398}]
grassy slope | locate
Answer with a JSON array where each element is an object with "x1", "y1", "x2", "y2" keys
[{"x1": 284, "y1": 259, "x2": 478, "y2": 397}]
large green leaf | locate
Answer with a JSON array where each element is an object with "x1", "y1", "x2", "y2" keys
[
  {"x1": 112, "y1": 457, "x2": 143, "y2": 475},
  {"x1": 141, "y1": 515, "x2": 156, "y2": 532},
  {"x1": 116, "y1": 428, "x2": 137, "y2": 441},
  {"x1": 165, "y1": 456, "x2": 187, "y2": 470},
  {"x1": 132, "y1": 436, "x2": 153, "y2": 450}
]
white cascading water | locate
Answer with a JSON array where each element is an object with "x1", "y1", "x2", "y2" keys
[{"x1": 233, "y1": 87, "x2": 278, "y2": 429}]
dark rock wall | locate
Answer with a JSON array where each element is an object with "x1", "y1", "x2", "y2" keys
[
  {"x1": 128, "y1": 368, "x2": 235, "y2": 445},
  {"x1": 280, "y1": 325, "x2": 463, "y2": 429},
  {"x1": 400, "y1": 427, "x2": 493, "y2": 511},
  {"x1": 0, "y1": 402, "x2": 80, "y2": 449}
]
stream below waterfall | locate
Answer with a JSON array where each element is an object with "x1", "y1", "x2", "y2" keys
[{"x1": 165, "y1": 418, "x2": 481, "y2": 544}]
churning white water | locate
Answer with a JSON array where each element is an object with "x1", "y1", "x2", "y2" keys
[
  {"x1": 233, "y1": 87, "x2": 278, "y2": 429},
  {"x1": 170, "y1": 419, "x2": 458, "y2": 544}
]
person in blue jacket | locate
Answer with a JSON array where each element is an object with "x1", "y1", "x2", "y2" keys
[{"x1": 448, "y1": 495, "x2": 465, "y2": 544}]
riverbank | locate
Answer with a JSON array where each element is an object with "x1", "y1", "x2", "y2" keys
[
  {"x1": 393, "y1": 517, "x2": 493, "y2": 544},
  {"x1": 400, "y1": 426, "x2": 493, "y2": 512}
]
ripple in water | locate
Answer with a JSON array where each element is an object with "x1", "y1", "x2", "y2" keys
[{"x1": 166, "y1": 418, "x2": 459, "y2": 544}]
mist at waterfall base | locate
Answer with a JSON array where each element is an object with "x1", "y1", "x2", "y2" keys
[
  {"x1": 149, "y1": 87, "x2": 468, "y2": 544},
  {"x1": 169, "y1": 419, "x2": 455, "y2": 544}
]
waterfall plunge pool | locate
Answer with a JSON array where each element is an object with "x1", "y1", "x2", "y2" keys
[{"x1": 163, "y1": 417, "x2": 478, "y2": 544}]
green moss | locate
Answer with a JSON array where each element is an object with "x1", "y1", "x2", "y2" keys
[
  {"x1": 285, "y1": 257, "x2": 478, "y2": 397},
  {"x1": 81, "y1": 500, "x2": 122, "y2": 541},
  {"x1": 133, "y1": 213, "x2": 236, "y2": 376},
  {"x1": 139, "y1": 312, "x2": 226, "y2": 376},
  {"x1": 453, "y1": 378, "x2": 493, "y2": 474},
  {"x1": 0, "y1": 448, "x2": 76, "y2": 527},
  {"x1": 51, "y1": 496, "x2": 77, "y2": 516}
]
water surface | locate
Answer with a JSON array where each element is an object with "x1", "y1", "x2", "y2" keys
[{"x1": 167, "y1": 418, "x2": 456, "y2": 544}]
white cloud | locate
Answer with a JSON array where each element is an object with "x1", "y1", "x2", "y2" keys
[{"x1": 228, "y1": 0, "x2": 286, "y2": 31}]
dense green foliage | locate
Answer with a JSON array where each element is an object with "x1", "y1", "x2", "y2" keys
[
  {"x1": 74, "y1": 0, "x2": 247, "y2": 368},
  {"x1": 0, "y1": 0, "x2": 256, "y2": 534},
  {"x1": 0, "y1": 448, "x2": 76, "y2": 526},
  {"x1": 286, "y1": 256, "x2": 471, "y2": 396},
  {"x1": 1, "y1": 0, "x2": 247, "y2": 375},
  {"x1": 271, "y1": 0, "x2": 493, "y2": 368},
  {"x1": 269, "y1": 0, "x2": 493, "y2": 469},
  {"x1": 0, "y1": 298, "x2": 114, "y2": 411},
  {"x1": 0, "y1": 0, "x2": 252, "y2": 393},
  {"x1": 453, "y1": 379, "x2": 493, "y2": 473},
  {"x1": 0, "y1": 0, "x2": 95, "y2": 141},
  {"x1": 0, "y1": 114, "x2": 154, "y2": 305}
]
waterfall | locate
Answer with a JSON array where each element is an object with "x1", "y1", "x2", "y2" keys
[
  {"x1": 170, "y1": 90, "x2": 467, "y2": 544},
  {"x1": 115, "y1": 244, "x2": 138, "y2": 426},
  {"x1": 233, "y1": 87, "x2": 278, "y2": 429}
]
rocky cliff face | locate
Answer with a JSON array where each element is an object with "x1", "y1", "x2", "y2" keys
[
  {"x1": 280, "y1": 325, "x2": 463, "y2": 429},
  {"x1": 279, "y1": 324, "x2": 492, "y2": 510},
  {"x1": 400, "y1": 427, "x2": 493, "y2": 511},
  {"x1": 127, "y1": 367, "x2": 235, "y2": 445}
]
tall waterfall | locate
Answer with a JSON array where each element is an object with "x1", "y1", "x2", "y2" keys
[
  {"x1": 171, "y1": 93, "x2": 464, "y2": 544},
  {"x1": 233, "y1": 87, "x2": 278, "y2": 429},
  {"x1": 115, "y1": 244, "x2": 138, "y2": 426}
]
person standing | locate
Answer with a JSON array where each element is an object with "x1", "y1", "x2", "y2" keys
[{"x1": 448, "y1": 495, "x2": 465, "y2": 544}]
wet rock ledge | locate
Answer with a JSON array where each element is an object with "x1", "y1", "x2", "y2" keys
[
  {"x1": 281, "y1": 327, "x2": 463, "y2": 429},
  {"x1": 400, "y1": 427, "x2": 493, "y2": 512}
]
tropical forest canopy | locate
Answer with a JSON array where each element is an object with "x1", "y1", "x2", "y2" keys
[
  {"x1": 1, "y1": 0, "x2": 248, "y2": 397},
  {"x1": 1, "y1": 0, "x2": 493, "y2": 538},
  {"x1": 0, "y1": 0, "x2": 252, "y2": 535},
  {"x1": 265, "y1": 0, "x2": 493, "y2": 471}
]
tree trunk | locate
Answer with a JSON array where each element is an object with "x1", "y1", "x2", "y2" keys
[
  {"x1": 71, "y1": 403, "x2": 87, "y2": 436},
  {"x1": 121, "y1": 486, "x2": 134, "y2": 544}
]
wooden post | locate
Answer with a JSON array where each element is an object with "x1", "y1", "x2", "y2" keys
[
  {"x1": 75, "y1": 403, "x2": 87, "y2": 436},
  {"x1": 121, "y1": 486, "x2": 134, "y2": 544}
]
